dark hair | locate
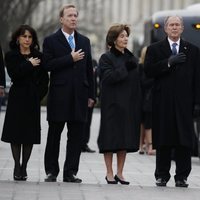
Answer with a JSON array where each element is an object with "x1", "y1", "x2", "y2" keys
[
  {"x1": 106, "y1": 24, "x2": 130, "y2": 47},
  {"x1": 9, "y1": 24, "x2": 40, "y2": 51},
  {"x1": 59, "y1": 4, "x2": 78, "y2": 17}
]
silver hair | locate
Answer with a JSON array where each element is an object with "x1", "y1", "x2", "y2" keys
[{"x1": 164, "y1": 16, "x2": 184, "y2": 27}]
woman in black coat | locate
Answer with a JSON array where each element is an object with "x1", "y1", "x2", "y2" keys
[
  {"x1": 1, "y1": 25, "x2": 49, "y2": 181},
  {"x1": 98, "y1": 24, "x2": 142, "y2": 184}
]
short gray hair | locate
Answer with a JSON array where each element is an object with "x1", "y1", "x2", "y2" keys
[{"x1": 164, "y1": 16, "x2": 184, "y2": 27}]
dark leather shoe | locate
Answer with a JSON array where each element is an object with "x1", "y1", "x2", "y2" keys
[
  {"x1": 105, "y1": 176, "x2": 118, "y2": 184},
  {"x1": 44, "y1": 173, "x2": 57, "y2": 182},
  {"x1": 114, "y1": 175, "x2": 130, "y2": 185},
  {"x1": 175, "y1": 180, "x2": 189, "y2": 188},
  {"x1": 82, "y1": 146, "x2": 96, "y2": 153},
  {"x1": 156, "y1": 178, "x2": 167, "y2": 187},
  {"x1": 63, "y1": 174, "x2": 82, "y2": 183}
]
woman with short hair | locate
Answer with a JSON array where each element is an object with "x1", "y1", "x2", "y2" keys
[{"x1": 98, "y1": 24, "x2": 142, "y2": 185}]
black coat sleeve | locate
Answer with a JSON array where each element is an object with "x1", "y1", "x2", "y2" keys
[
  {"x1": 144, "y1": 45, "x2": 170, "y2": 78},
  {"x1": 0, "y1": 45, "x2": 5, "y2": 87},
  {"x1": 34, "y1": 52, "x2": 49, "y2": 101},
  {"x1": 99, "y1": 53, "x2": 128, "y2": 84},
  {"x1": 37, "y1": 68, "x2": 49, "y2": 101},
  {"x1": 5, "y1": 51, "x2": 33, "y2": 81}
]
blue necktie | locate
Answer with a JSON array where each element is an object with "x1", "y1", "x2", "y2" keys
[
  {"x1": 171, "y1": 43, "x2": 177, "y2": 55},
  {"x1": 68, "y1": 35, "x2": 75, "y2": 49}
]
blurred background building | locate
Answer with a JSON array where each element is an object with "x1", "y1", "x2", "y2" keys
[{"x1": 1, "y1": 0, "x2": 200, "y2": 59}]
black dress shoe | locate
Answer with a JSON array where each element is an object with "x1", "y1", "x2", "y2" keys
[
  {"x1": 175, "y1": 180, "x2": 189, "y2": 188},
  {"x1": 82, "y1": 146, "x2": 96, "y2": 153},
  {"x1": 105, "y1": 176, "x2": 118, "y2": 184},
  {"x1": 156, "y1": 178, "x2": 167, "y2": 187},
  {"x1": 63, "y1": 174, "x2": 82, "y2": 183},
  {"x1": 114, "y1": 175, "x2": 130, "y2": 185},
  {"x1": 44, "y1": 173, "x2": 57, "y2": 182}
]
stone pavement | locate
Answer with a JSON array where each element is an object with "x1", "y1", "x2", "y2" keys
[{"x1": 0, "y1": 108, "x2": 200, "y2": 200}]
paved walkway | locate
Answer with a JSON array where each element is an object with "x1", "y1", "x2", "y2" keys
[{"x1": 0, "y1": 108, "x2": 200, "y2": 200}]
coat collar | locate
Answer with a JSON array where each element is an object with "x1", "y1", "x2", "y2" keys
[
  {"x1": 8, "y1": 48, "x2": 39, "y2": 57},
  {"x1": 110, "y1": 46, "x2": 133, "y2": 57}
]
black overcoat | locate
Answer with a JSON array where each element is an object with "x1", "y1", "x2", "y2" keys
[
  {"x1": 97, "y1": 47, "x2": 142, "y2": 153},
  {"x1": 43, "y1": 29, "x2": 95, "y2": 122},
  {"x1": 1, "y1": 49, "x2": 49, "y2": 144},
  {"x1": 144, "y1": 38, "x2": 200, "y2": 148}
]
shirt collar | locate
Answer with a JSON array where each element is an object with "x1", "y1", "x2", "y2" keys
[
  {"x1": 167, "y1": 38, "x2": 180, "y2": 47},
  {"x1": 61, "y1": 29, "x2": 74, "y2": 40}
]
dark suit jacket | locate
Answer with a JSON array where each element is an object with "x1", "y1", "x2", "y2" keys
[
  {"x1": 43, "y1": 29, "x2": 95, "y2": 122},
  {"x1": 0, "y1": 45, "x2": 5, "y2": 87},
  {"x1": 144, "y1": 38, "x2": 200, "y2": 148}
]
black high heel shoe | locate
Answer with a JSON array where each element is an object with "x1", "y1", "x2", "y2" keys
[
  {"x1": 13, "y1": 165, "x2": 22, "y2": 181},
  {"x1": 21, "y1": 167, "x2": 28, "y2": 181},
  {"x1": 114, "y1": 175, "x2": 130, "y2": 185},
  {"x1": 13, "y1": 175, "x2": 22, "y2": 181},
  {"x1": 21, "y1": 173, "x2": 27, "y2": 181},
  {"x1": 105, "y1": 176, "x2": 118, "y2": 184}
]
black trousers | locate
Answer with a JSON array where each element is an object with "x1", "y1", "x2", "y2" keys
[
  {"x1": 44, "y1": 121, "x2": 84, "y2": 178},
  {"x1": 155, "y1": 145, "x2": 192, "y2": 182},
  {"x1": 82, "y1": 107, "x2": 93, "y2": 148}
]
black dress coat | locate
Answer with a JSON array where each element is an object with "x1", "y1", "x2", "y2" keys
[
  {"x1": 43, "y1": 29, "x2": 95, "y2": 122},
  {"x1": 144, "y1": 38, "x2": 200, "y2": 149},
  {"x1": 97, "y1": 47, "x2": 142, "y2": 153},
  {"x1": 1, "y1": 49, "x2": 49, "y2": 144}
]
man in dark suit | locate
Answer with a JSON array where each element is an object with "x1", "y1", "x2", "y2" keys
[
  {"x1": 43, "y1": 4, "x2": 95, "y2": 183},
  {"x1": 0, "y1": 44, "x2": 5, "y2": 112},
  {"x1": 144, "y1": 16, "x2": 200, "y2": 188}
]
